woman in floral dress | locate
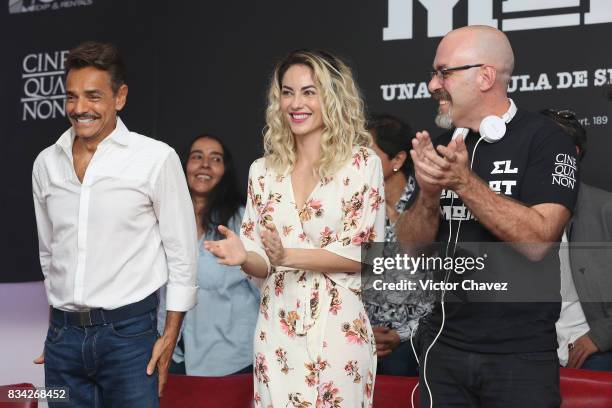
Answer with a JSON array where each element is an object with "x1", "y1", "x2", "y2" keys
[{"x1": 205, "y1": 50, "x2": 385, "y2": 408}]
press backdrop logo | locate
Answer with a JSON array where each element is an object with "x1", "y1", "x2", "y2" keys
[
  {"x1": 20, "y1": 50, "x2": 69, "y2": 121},
  {"x1": 380, "y1": 1, "x2": 612, "y2": 102},
  {"x1": 384, "y1": 0, "x2": 612, "y2": 40},
  {"x1": 8, "y1": 0, "x2": 93, "y2": 14}
]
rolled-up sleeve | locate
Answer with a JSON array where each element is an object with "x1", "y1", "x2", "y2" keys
[{"x1": 152, "y1": 150, "x2": 198, "y2": 311}]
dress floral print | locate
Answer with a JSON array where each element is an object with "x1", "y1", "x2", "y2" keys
[{"x1": 241, "y1": 147, "x2": 385, "y2": 407}]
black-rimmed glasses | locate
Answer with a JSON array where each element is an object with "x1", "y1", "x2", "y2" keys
[{"x1": 429, "y1": 64, "x2": 484, "y2": 81}]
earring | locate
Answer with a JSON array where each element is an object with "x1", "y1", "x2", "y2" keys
[{"x1": 393, "y1": 168, "x2": 398, "y2": 172}]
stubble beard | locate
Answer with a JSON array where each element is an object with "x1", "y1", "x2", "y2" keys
[
  {"x1": 433, "y1": 90, "x2": 454, "y2": 130},
  {"x1": 435, "y1": 105, "x2": 453, "y2": 129}
]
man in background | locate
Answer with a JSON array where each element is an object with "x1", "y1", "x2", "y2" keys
[{"x1": 543, "y1": 108, "x2": 612, "y2": 372}]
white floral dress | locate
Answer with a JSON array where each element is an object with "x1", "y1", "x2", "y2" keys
[{"x1": 240, "y1": 147, "x2": 385, "y2": 408}]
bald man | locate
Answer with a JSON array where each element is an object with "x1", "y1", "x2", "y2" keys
[{"x1": 396, "y1": 26, "x2": 578, "y2": 407}]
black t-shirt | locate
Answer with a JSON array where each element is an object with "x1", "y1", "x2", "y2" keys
[{"x1": 422, "y1": 109, "x2": 579, "y2": 353}]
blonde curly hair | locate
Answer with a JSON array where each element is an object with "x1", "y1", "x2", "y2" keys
[{"x1": 263, "y1": 50, "x2": 372, "y2": 178}]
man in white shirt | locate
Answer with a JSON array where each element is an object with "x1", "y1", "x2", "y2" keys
[{"x1": 32, "y1": 41, "x2": 197, "y2": 407}]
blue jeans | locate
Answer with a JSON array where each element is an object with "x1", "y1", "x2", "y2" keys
[
  {"x1": 377, "y1": 340, "x2": 419, "y2": 376},
  {"x1": 582, "y1": 351, "x2": 612, "y2": 371},
  {"x1": 44, "y1": 311, "x2": 159, "y2": 408}
]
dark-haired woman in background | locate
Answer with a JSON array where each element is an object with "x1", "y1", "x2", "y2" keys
[
  {"x1": 160, "y1": 134, "x2": 259, "y2": 376},
  {"x1": 363, "y1": 114, "x2": 433, "y2": 376}
]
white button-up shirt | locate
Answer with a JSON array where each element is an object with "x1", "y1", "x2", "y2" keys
[{"x1": 32, "y1": 117, "x2": 197, "y2": 312}]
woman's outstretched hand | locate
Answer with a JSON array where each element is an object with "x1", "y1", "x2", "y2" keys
[{"x1": 204, "y1": 225, "x2": 247, "y2": 266}]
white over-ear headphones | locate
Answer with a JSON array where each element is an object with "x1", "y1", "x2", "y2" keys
[{"x1": 452, "y1": 98, "x2": 517, "y2": 143}]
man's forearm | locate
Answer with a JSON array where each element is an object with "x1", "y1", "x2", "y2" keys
[
  {"x1": 456, "y1": 174, "x2": 568, "y2": 258},
  {"x1": 396, "y1": 192, "x2": 440, "y2": 244},
  {"x1": 161, "y1": 310, "x2": 184, "y2": 339}
]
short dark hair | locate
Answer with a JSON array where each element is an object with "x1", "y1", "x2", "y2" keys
[
  {"x1": 66, "y1": 41, "x2": 126, "y2": 93},
  {"x1": 181, "y1": 134, "x2": 245, "y2": 238},
  {"x1": 540, "y1": 109, "x2": 587, "y2": 161},
  {"x1": 366, "y1": 113, "x2": 415, "y2": 176}
]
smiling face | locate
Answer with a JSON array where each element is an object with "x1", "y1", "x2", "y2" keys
[
  {"x1": 65, "y1": 66, "x2": 127, "y2": 143},
  {"x1": 186, "y1": 137, "x2": 225, "y2": 197},
  {"x1": 279, "y1": 64, "x2": 324, "y2": 138}
]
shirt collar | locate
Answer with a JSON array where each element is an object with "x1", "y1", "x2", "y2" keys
[{"x1": 55, "y1": 116, "x2": 130, "y2": 157}]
